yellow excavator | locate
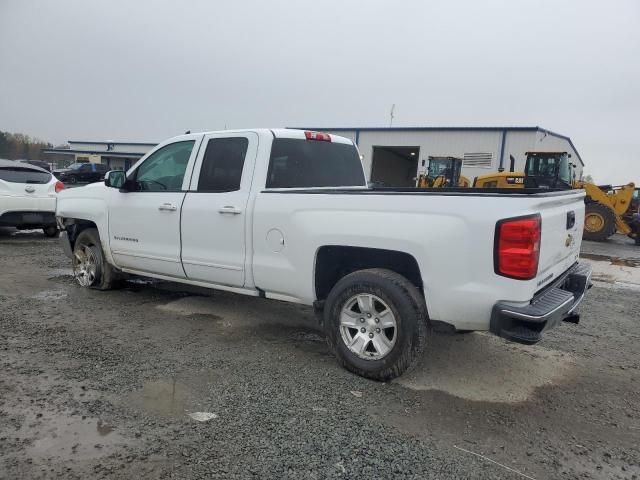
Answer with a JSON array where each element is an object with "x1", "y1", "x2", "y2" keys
[
  {"x1": 474, "y1": 152, "x2": 639, "y2": 244},
  {"x1": 416, "y1": 156, "x2": 471, "y2": 188}
]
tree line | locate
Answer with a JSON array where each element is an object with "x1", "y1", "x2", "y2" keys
[{"x1": 0, "y1": 130, "x2": 59, "y2": 160}]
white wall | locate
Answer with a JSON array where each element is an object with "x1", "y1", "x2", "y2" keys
[{"x1": 356, "y1": 130, "x2": 505, "y2": 181}]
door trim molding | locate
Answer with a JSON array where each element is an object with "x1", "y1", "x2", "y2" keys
[
  {"x1": 181, "y1": 259, "x2": 243, "y2": 271},
  {"x1": 112, "y1": 250, "x2": 180, "y2": 264}
]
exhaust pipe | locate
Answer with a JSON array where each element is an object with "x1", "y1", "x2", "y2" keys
[{"x1": 509, "y1": 155, "x2": 516, "y2": 172}]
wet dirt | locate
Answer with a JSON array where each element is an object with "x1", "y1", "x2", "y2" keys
[
  {"x1": 580, "y1": 252, "x2": 640, "y2": 268},
  {"x1": 397, "y1": 332, "x2": 575, "y2": 403},
  {"x1": 1, "y1": 230, "x2": 640, "y2": 479}
]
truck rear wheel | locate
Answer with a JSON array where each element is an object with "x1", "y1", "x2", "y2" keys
[
  {"x1": 324, "y1": 269, "x2": 428, "y2": 381},
  {"x1": 72, "y1": 228, "x2": 118, "y2": 290},
  {"x1": 583, "y1": 202, "x2": 616, "y2": 242}
]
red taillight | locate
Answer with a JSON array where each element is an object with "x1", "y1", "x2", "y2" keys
[
  {"x1": 304, "y1": 131, "x2": 331, "y2": 142},
  {"x1": 495, "y1": 215, "x2": 541, "y2": 280},
  {"x1": 55, "y1": 181, "x2": 65, "y2": 193}
]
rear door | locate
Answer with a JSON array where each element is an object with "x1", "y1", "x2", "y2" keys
[{"x1": 180, "y1": 132, "x2": 258, "y2": 287}]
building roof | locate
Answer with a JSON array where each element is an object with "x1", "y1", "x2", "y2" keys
[
  {"x1": 42, "y1": 148, "x2": 146, "y2": 158},
  {"x1": 296, "y1": 126, "x2": 542, "y2": 132},
  {"x1": 68, "y1": 140, "x2": 158, "y2": 146}
]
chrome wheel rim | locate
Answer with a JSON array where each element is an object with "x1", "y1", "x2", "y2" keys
[
  {"x1": 339, "y1": 294, "x2": 397, "y2": 360},
  {"x1": 73, "y1": 245, "x2": 98, "y2": 287}
]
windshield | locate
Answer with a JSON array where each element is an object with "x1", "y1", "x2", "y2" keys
[
  {"x1": 427, "y1": 159, "x2": 452, "y2": 177},
  {"x1": 68, "y1": 163, "x2": 85, "y2": 170},
  {"x1": 525, "y1": 154, "x2": 571, "y2": 186}
]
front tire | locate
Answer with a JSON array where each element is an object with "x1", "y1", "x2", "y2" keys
[
  {"x1": 324, "y1": 269, "x2": 429, "y2": 381},
  {"x1": 583, "y1": 202, "x2": 616, "y2": 242},
  {"x1": 72, "y1": 228, "x2": 118, "y2": 290}
]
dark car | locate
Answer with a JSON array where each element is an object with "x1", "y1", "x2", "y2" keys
[
  {"x1": 54, "y1": 162, "x2": 109, "y2": 184},
  {"x1": 17, "y1": 159, "x2": 52, "y2": 172}
]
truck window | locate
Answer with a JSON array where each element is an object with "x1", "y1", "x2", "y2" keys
[
  {"x1": 134, "y1": 140, "x2": 195, "y2": 191},
  {"x1": 266, "y1": 138, "x2": 365, "y2": 188},
  {"x1": 0, "y1": 165, "x2": 51, "y2": 184},
  {"x1": 197, "y1": 137, "x2": 249, "y2": 192}
]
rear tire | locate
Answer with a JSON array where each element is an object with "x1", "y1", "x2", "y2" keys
[
  {"x1": 583, "y1": 202, "x2": 616, "y2": 242},
  {"x1": 72, "y1": 228, "x2": 118, "y2": 290},
  {"x1": 324, "y1": 268, "x2": 429, "y2": 381}
]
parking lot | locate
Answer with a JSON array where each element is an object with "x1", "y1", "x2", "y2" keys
[{"x1": 0, "y1": 229, "x2": 639, "y2": 479}]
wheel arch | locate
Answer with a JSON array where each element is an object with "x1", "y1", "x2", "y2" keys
[
  {"x1": 61, "y1": 218, "x2": 99, "y2": 251},
  {"x1": 314, "y1": 245, "x2": 424, "y2": 302}
]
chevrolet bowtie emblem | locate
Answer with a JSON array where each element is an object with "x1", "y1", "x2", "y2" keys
[{"x1": 565, "y1": 234, "x2": 574, "y2": 247}]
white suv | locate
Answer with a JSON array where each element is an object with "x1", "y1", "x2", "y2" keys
[{"x1": 0, "y1": 159, "x2": 64, "y2": 237}]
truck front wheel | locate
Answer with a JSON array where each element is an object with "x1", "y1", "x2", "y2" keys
[
  {"x1": 324, "y1": 269, "x2": 428, "y2": 381},
  {"x1": 72, "y1": 228, "x2": 118, "y2": 290}
]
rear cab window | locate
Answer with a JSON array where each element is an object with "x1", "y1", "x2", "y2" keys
[
  {"x1": 0, "y1": 165, "x2": 51, "y2": 184},
  {"x1": 266, "y1": 137, "x2": 365, "y2": 188}
]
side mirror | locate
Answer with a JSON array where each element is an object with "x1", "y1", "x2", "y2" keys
[{"x1": 105, "y1": 170, "x2": 126, "y2": 189}]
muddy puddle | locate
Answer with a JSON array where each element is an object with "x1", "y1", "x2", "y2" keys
[
  {"x1": 127, "y1": 371, "x2": 220, "y2": 419},
  {"x1": 17, "y1": 412, "x2": 127, "y2": 462},
  {"x1": 31, "y1": 289, "x2": 68, "y2": 301},
  {"x1": 397, "y1": 332, "x2": 575, "y2": 403}
]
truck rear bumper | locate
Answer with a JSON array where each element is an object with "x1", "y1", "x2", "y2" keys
[{"x1": 490, "y1": 262, "x2": 592, "y2": 345}]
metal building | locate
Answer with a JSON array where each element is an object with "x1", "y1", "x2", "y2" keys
[
  {"x1": 43, "y1": 140, "x2": 156, "y2": 170},
  {"x1": 302, "y1": 126, "x2": 583, "y2": 187},
  {"x1": 43, "y1": 126, "x2": 583, "y2": 187}
]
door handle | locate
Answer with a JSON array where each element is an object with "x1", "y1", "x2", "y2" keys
[
  {"x1": 158, "y1": 203, "x2": 177, "y2": 211},
  {"x1": 218, "y1": 206, "x2": 242, "y2": 215}
]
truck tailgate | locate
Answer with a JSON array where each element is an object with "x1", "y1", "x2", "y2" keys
[{"x1": 535, "y1": 191, "x2": 585, "y2": 289}]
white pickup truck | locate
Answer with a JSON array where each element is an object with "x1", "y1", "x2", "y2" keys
[{"x1": 56, "y1": 129, "x2": 592, "y2": 380}]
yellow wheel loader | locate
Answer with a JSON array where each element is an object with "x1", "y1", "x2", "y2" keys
[
  {"x1": 416, "y1": 156, "x2": 471, "y2": 188},
  {"x1": 474, "y1": 152, "x2": 639, "y2": 244}
]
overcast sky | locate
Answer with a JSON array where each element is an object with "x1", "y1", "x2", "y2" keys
[{"x1": 1, "y1": 0, "x2": 638, "y2": 184}]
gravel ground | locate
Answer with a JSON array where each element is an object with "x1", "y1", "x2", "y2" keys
[{"x1": 1, "y1": 229, "x2": 639, "y2": 479}]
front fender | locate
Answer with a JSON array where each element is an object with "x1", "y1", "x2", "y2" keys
[{"x1": 56, "y1": 185, "x2": 116, "y2": 267}]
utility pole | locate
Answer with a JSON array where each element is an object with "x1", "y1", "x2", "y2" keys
[{"x1": 389, "y1": 104, "x2": 395, "y2": 127}]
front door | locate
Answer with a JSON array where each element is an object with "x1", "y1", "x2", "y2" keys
[
  {"x1": 180, "y1": 132, "x2": 258, "y2": 287},
  {"x1": 108, "y1": 136, "x2": 202, "y2": 277}
]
